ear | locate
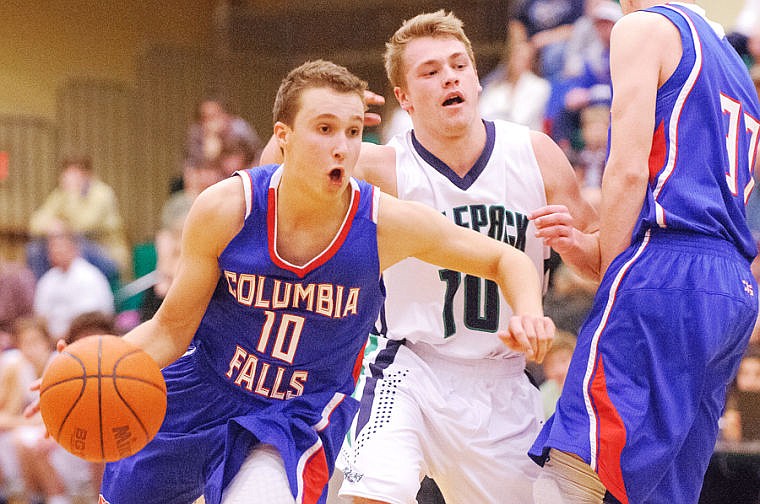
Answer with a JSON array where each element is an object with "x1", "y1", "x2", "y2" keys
[
  {"x1": 394, "y1": 86, "x2": 412, "y2": 113},
  {"x1": 273, "y1": 121, "x2": 290, "y2": 149}
]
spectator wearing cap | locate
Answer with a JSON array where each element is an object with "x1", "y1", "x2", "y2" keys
[
  {"x1": 510, "y1": 0, "x2": 585, "y2": 81},
  {"x1": 547, "y1": 0, "x2": 621, "y2": 153}
]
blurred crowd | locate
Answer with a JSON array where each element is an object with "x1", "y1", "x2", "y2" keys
[
  {"x1": 2, "y1": 1, "x2": 760, "y2": 502},
  {"x1": 0, "y1": 94, "x2": 262, "y2": 504}
]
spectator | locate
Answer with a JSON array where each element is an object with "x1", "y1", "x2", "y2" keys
[
  {"x1": 32, "y1": 221, "x2": 114, "y2": 341},
  {"x1": 539, "y1": 330, "x2": 577, "y2": 418},
  {"x1": 480, "y1": 28, "x2": 551, "y2": 130},
  {"x1": 139, "y1": 158, "x2": 223, "y2": 322},
  {"x1": 185, "y1": 95, "x2": 263, "y2": 169},
  {"x1": 543, "y1": 260, "x2": 597, "y2": 335},
  {"x1": 219, "y1": 137, "x2": 258, "y2": 177},
  {"x1": 1, "y1": 316, "x2": 95, "y2": 504},
  {"x1": 562, "y1": 0, "x2": 607, "y2": 79},
  {"x1": 27, "y1": 154, "x2": 130, "y2": 282},
  {"x1": 727, "y1": 0, "x2": 760, "y2": 66},
  {"x1": 511, "y1": 0, "x2": 585, "y2": 81},
  {"x1": 572, "y1": 102, "x2": 611, "y2": 209},
  {"x1": 0, "y1": 261, "x2": 35, "y2": 352},
  {"x1": 549, "y1": 0, "x2": 620, "y2": 152},
  {"x1": 745, "y1": 66, "x2": 760, "y2": 240},
  {"x1": 721, "y1": 345, "x2": 760, "y2": 442},
  {"x1": 0, "y1": 316, "x2": 48, "y2": 503}
]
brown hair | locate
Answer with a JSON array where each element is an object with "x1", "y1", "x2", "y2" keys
[
  {"x1": 384, "y1": 10, "x2": 476, "y2": 89},
  {"x1": 65, "y1": 311, "x2": 116, "y2": 345},
  {"x1": 272, "y1": 59, "x2": 368, "y2": 127},
  {"x1": 60, "y1": 154, "x2": 93, "y2": 173}
]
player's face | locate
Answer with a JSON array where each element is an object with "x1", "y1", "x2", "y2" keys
[
  {"x1": 277, "y1": 87, "x2": 364, "y2": 194},
  {"x1": 395, "y1": 36, "x2": 481, "y2": 137}
]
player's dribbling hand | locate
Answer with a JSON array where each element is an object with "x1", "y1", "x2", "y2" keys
[
  {"x1": 500, "y1": 315, "x2": 555, "y2": 363},
  {"x1": 23, "y1": 338, "x2": 68, "y2": 423},
  {"x1": 363, "y1": 90, "x2": 385, "y2": 128},
  {"x1": 530, "y1": 205, "x2": 579, "y2": 256}
]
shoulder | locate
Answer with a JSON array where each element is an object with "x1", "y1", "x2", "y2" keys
[
  {"x1": 612, "y1": 9, "x2": 678, "y2": 45},
  {"x1": 357, "y1": 143, "x2": 396, "y2": 171},
  {"x1": 90, "y1": 178, "x2": 117, "y2": 196},
  {"x1": 528, "y1": 130, "x2": 580, "y2": 199},
  {"x1": 528, "y1": 129, "x2": 566, "y2": 163},
  {"x1": 183, "y1": 176, "x2": 246, "y2": 256}
]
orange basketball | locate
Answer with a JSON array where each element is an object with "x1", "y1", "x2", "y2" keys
[{"x1": 39, "y1": 334, "x2": 167, "y2": 462}]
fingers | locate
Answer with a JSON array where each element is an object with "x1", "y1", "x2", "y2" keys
[
  {"x1": 23, "y1": 397, "x2": 40, "y2": 419},
  {"x1": 500, "y1": 315, "x2": 555, "y2": 363},
  {"x1": 363, "y1": 90, "x2": 386, "y2": 107},
  {"x1": 364, "y1": 90, "x2": 385, "y2": 127},
  {"x1": 528, "y1": 205, "x2": 570, "y2": 221},
  {"x1": 364, "y1": 112, "x2": 383, "y2": 128}
]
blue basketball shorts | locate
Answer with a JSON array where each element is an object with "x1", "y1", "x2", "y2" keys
[{"x1": 530, "y1": 231, "x2": 758, "y2": 504}]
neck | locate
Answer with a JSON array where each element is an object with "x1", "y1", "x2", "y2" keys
[
  {"x1": 277, "y1": 170, "x2": 350, "y2": 224},
  {"x1": 412, "y1": 119, "x2": 487, "y2": 177}
]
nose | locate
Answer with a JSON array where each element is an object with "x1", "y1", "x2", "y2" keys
[
  {"x1": 333, "y1": 134, "x2": 348, "y2": 161},
  {"x1": 443, "y1": 66, "x2": 459, "y2": 87}
]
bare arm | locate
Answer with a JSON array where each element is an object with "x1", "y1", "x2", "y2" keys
[
  {"x1": 123, "y1": 178, "x2": 245, "y2": 367},
  {"x1": 529, "y1": 130, "x2": 601, "y2": 280},
  {"x1": 377, "y1": 192, "x2": 553, "y2": 361},
  {"x1": 600, "y1": 12, "x2": 675, "y2": 274}
]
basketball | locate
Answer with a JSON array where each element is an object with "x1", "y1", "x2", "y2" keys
[{"x1": 39, "y1": 334, "x2": 167, "y2": 462}]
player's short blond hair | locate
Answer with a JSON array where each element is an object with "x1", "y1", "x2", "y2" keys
[
  {"x1": 384, "y1": 10, "x2": 476, "y2": 89},
  {"x1": 273, "y1": 59, "x2": 367, "y2": 126}
]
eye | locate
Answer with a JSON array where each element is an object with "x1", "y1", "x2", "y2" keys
[
  {"x1": 319, "y1": 124, "x2": 331, "y2": 134},
  {"x1": 349, "y1": 127, "x2": 361, "y2": 137}
]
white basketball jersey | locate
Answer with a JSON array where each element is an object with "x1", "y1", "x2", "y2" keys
[{"x1": 381, "y1": 120, "x2": 549, "y2": 359}]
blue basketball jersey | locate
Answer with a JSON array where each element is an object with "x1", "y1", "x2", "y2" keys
[
  {"x1": 195, "y1": 164, "x2": 384, "y2": 407},
  {"x1": 635, "y1": 4, "x2": 760, "y2": 260},
  {"x1": 529, "y1": 6, "x2": 760, "y2": 504},
  {"x1": 100, "y1": 165, "x2": 385, "y2": 504}
]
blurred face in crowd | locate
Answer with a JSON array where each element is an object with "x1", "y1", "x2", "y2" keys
[
  {"x1": 18, "y1": 324, "x2": 52, "y2": 373},
  {"x1": 59, "y1": 163, "x2": 91, "y2": 195},
  {"x1": 199, "y1": 100, "x2": 228, "y2": 134},
  {"x1": 737, "y1": 356, "x2": 760, "y2": 392},
  {"x1": 47, "y1": 230, "x2": 79, "y2": 270}
]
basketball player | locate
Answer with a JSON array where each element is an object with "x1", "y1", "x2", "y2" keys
[
  {"x1": 528, "y1": 2, "x2": 760, "y2": 503},
  {"x1": 26, "y1": 60, "x2": 551, "y2": 504},
  {"x1": 263, "y1": 11, "x2": 599, "y2": 504}
]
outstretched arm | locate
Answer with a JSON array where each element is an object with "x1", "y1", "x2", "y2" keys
[{"x1": 377, "y1": 192, "x2": 554, "y2": 361}]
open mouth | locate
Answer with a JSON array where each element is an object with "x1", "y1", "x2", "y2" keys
[
  {"x1": 329, "y1": 168, "x2": 343, "y2": 182},
  {"x1": 442, "y1": 95, "x2": 464, "y2": 107}
]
